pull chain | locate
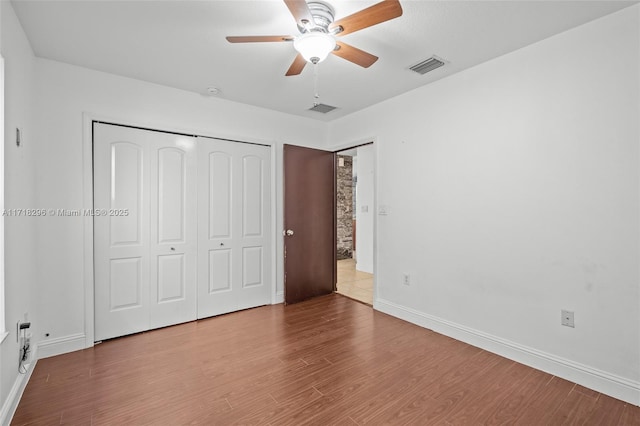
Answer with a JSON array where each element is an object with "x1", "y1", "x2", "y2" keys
[{"x1": 313, "y1": 63, "x2": 320, "y2": 107}]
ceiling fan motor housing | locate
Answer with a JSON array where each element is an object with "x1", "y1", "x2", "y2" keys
[{"x1": 297, "y1": 1, "x2": 336, "y2": 33}]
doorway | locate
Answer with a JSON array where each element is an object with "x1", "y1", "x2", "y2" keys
[{"x1": 335, "y1": 145, "x2": 374, "y2": 305}]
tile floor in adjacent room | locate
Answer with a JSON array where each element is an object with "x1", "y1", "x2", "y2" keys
[{"x1": 336, "y1": 258, "x2": 373, "y2": 305}]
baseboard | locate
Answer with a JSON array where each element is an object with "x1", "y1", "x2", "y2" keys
[
  {"x1": 0, "y1": 348, "x2": 38, "y2": 426},
  {"x1": 37, "y1": 333, "x2": 86, "y2": 359},
  {"x1": 374, "y1": 298, "x2": 640, "y2": 406}
]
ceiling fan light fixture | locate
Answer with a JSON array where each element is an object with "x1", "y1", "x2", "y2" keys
[{"x1": 293, "y1": 32, "x2": 336, "y2": 64}]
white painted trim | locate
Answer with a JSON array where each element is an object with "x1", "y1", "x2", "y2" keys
[
  {"x1": 371, "y1": 140, "x2": 378, "y2": 304},
  {"x1": 328, "y1": 136, "x2": 378, "y2": 303},
  {"x1": 270, "y1": 140, "x2": 278, "y2": 305},
  {"x1": 374, "y1": 298, "x2": 640, "y2": 406},
  {"x1": 274, "y1": 291, "x2": 284, "y2": 304},
  {"x1": 82, "y1": 112, "x2": 281, "y2": 347},
  {"x1": 37, "y1": 333, "x2": 86, "y2": 359},
  {"x1": 0, "y1": 56, "x2": 6, "y2": 341},
  {"x1": 0, "y1": 349, "x2": 37, "y2": 426},
  {"x1": 0, "y1": 331, "x2": 8, "y2": 344},
  {"x1": 82, "y1": 113, "x2": 95, "y2": 348},
  {"x1": 326, "y1": 136, "x2": 377, "y2": 153},
  {"x1": 82, "y1": 112, "x2": 276, "y2": 148}
]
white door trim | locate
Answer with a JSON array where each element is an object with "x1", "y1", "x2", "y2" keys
[
  {"x1": 327, "y1": 137, "x2": 378, "y2": 305},
  {"x1": 82, "y1": 112, "x2": 278, "y2": 348}
]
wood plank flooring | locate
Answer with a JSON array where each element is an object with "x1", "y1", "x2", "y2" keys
[{"x1": 12, "y1": 294, "x2": 640, "y2": 425}]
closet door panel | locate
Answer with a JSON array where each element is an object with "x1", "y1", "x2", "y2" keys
[
  {"x1": 197, "y1": 141, "x2": 239, "y2": 317},
  {"x1": 209, "y1": 249, "x2": 232, "y2": 293},
  {"x1": 148, "y1": 135, "x2": 197, "y2": 330},
  {"x1": 198, "y1": 138, "x2": 271, "y2": 318},
  {"x1": 94, "y1": 124, "x2": 151, "y2": 341},
  {"x1": 242, "y1": 155, "x2": 263, "y2": 238},
  {"x1": 209, "y1": 152, "x2": 233, "y2": 239},
  {"x1": 110, "y1": 143, "x2": 144, "y2": 246},
  {"x1": 157, "y1": 148, "x2": 186, "y2": 243},
  {"x1": 237, "y1": 145, "x2": 271, "y2": 311}
]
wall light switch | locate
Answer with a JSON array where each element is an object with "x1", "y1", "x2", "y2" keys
[
  {"x1": 402, "y1": 274, "x2": 410, "y2": 286},
  {"x1": 561, "y1": 310, "x2": 575, "y2": 328}
]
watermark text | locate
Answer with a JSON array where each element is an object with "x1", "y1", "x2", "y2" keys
[{"x1": 2, "y1": 209, "x2": 130, "y2": 217}]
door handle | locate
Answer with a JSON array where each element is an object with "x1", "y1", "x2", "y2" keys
[{"x1": 285, "y1": 229, "x2": 294, "y2": 236}]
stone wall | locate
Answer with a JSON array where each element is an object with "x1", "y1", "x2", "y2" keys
[{"x1": 336, "y1": 155, "x2": 353, "y2": 260}]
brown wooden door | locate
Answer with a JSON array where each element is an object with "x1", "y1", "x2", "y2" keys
[{"x1": 284, "y1": 144, "x2": 336, "y2": 304}]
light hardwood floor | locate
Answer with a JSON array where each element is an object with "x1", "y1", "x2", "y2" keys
[
  {"x1": 336, "y1": 258, "x2": 373, "y2": 305},
  {"x1": 12, "y1": 294, "x2": 640, "y2": 425}
]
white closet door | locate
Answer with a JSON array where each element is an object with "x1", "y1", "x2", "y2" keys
[
  {"x1": 197, "y1": 137, "x2": 271, "y2": 318},
  {"x1": 148, "y1": 137, "x2": 197, "y2": 330},
  {"x1": 94, "y1": 123, "x2": 197, "y2": 341},
  {"x1": 94, "y1": 124, "x2": 150, "y2": 341}
]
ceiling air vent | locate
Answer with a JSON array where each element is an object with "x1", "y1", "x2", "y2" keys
[
  {"x1": 410, "y1": 56, "x2": 446, "y2": 75},
  {"x1": 309, "y1": 103, "x2": 337, "y2": 113}
]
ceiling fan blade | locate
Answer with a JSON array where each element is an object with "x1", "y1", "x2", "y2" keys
[
  {"x1": 329, "y1": 0, "x2": 403, "y2": 37},
  {"x1": 286, "y1": 53, "x2": 307, "y2": 76},
  {"x1": 332, "y1": 42, "x2": 378, "y2": 68},
  {"x1": 283, "y1": 0, "x2": 315, "y2": 27},
  {"x1": 226, "y1": 36, "x2": 294, "y2": 43}
]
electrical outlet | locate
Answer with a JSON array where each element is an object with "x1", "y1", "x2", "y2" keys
[
  {"x1": 17, "y1": 317, "x2": 33, "y2": 365},
  {"x1": 402, "y1": 273, "x2": 410, "y2": 286},
  {"x1": 561, "y1": 310, "x2": 575, "y2": 328}
]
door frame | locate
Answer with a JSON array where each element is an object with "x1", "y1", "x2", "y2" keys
[
  {"x1": 81, "y1": 112, "x2": 278, "y2": 347},
  {"x1": 330, "y1": 138, "x2": 378, "y2": 306}
]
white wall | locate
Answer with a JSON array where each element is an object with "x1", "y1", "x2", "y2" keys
[
  {"x1": 329, "y1": 5, "x2": 640, "y2": 404},
  {"x1": 355, "y1": 145, "x2": 374, "y2": 274},
  {"x1": 0, "y1": 1, "x2": 39, "y2": 421},
  {"x1": 31, "y1": 57, "x2": 328, "y2": 350}
]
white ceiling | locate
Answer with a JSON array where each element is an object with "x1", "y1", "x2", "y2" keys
[{"x1": 11, "y1": 0, "x2": 638, "y2": 121}]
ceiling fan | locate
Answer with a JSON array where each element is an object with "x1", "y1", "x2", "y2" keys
[{"x1": 226, "y1": 0, "x2": 403, "y2": 76}]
